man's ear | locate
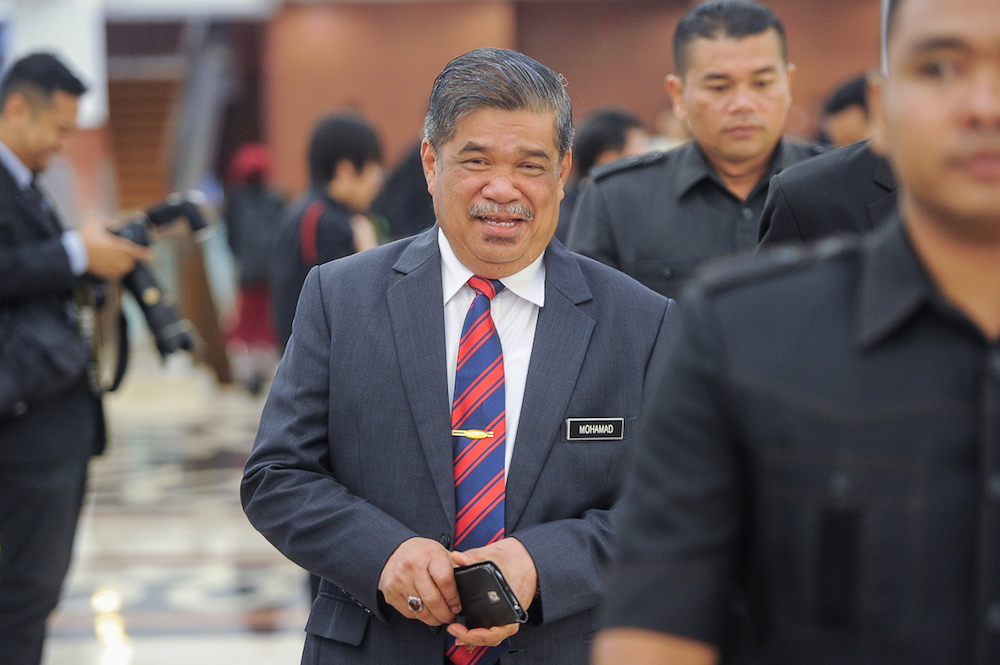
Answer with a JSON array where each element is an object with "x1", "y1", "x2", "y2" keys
[
  {"x1": 2, "y1": 92, "x2": 32, "y2": 124},
  {"x1": 557, "y1": 149, "x2": 572, "y2": 202},
  {"x1": 785, "y1": 62, "x2": 797, "y2": 89},
  {"x1": 665, "y1": 75, "x2": 688, "y2": 122},
  {"x1": 420, "y1": 139, "x2": 437, "y2": 197},
  {"x1": 866, "y1": 71, "x2": 889, "y2": 157}
]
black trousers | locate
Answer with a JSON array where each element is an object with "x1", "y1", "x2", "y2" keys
[{"x1": 0, "y1": 442, "x2": 90, "y2": 665}]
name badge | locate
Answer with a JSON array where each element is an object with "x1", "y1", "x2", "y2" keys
[{"x1": 565, "y1": 418, "x2": 624, "y2": 441}]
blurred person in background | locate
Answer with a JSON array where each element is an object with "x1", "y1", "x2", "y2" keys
[
  {"x1": 567, "y1": 0, "x2": 822, "y2": 299},
  {"x1": 372, "y1": 140, "x2": 437, "y2": 242},
  {"x1": 555, "y1": 107, "x2": 649, "y2": 243},
  {"x1": 595, "y1": 0, "x2": 1000, "y2": 662},
  {"x1": 269, "y1": 112, "x2": 384, "y2": 350},
  {"x1": 0, "y1": 52, "x2": 149, "y2": 665},
  {"x1": 223, "y1": 142, "x2": 285, "y2": 394},
  {"x1": 648, "y1": 100, "x2": 692, "y2": 152},
  {"x1": 819, "y1": 74, "x2": 872, "y2": 146}
]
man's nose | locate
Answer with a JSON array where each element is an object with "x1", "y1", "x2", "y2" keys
[
  {"x1": 964, "y1": 69, "x2": 1000, "y2": 132},
  {"x1": 728, "y1": 84, "x2": 756, "y2": 113},
  {"x1": 482, "y1": 172, "x2": 519, "y2": 202}
]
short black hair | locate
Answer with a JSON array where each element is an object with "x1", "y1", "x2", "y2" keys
[
  {"x1": 0, "y1": 52, "x2": 87, "y2": 109},
  {"x1": 308, "y1": 113, "x2": 383, "y2": 187},
  {"x1": 673, "y1": 0, "x2": 788, "y2": 76},
  {"x1": 823, "y1": 75, "x2": 868, "y2": 118},
  {"x1": 573, "y1": 108, "x2": 645, "y2": 178}
]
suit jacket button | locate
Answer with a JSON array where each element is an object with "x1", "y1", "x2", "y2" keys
[{"x1": 439, "y1": 534, "x2": 452, "y2": 548}]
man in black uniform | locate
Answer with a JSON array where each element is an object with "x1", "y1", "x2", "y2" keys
[
  {"x1": 595, "y1": 0, "x2": 1000, "y2": 663},
  {"x1": 270, "y1": 113, "x2": 383, "y2": 349},
  {"x1": 757, "y1": 139, "x2": 897, "y2": 247},
  {"x1": 0, "y1": 53, "x2": 149, "y2": 665},
  {"x1": 567, "y1": 0, "x2": 820, "y2": 299}
]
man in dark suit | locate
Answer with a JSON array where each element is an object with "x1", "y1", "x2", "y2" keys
[
  {"x1": 0, "y1": 53, "x2": 149, "y2": 665},
  {"x1": 758, "y1": 139, "x2": 897, "y2": 247},
  {"x1": 242, "y1": 48, "x2": 673, "y2": 664}
]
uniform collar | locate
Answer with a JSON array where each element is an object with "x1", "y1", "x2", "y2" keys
[
  {"x1": 856, "y1": 213, "x2": 938, "y2": 348},
  {"x1": 676, "y1": 138, "x2": 801, "y2": 199},
  {"x1": 437, "y1": 227, "x2": 546, "y2": 308}
]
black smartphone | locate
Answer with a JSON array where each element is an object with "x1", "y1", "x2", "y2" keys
[{"x1": 453, "y1": 560, "x2": 529, "y2": 628}]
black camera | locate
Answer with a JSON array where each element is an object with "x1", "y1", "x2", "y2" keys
[{"x1": 115, "y1": 192, "x2": 212, "y2": 361}]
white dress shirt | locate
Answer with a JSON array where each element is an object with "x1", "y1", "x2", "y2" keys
[{"x1": 438, "y1": 228, "x2": 545, "y2": 476}]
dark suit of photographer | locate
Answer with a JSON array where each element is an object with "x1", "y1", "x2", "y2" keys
[{"x1": 0, "y1": 53, "x2": 149, "y2": 665}]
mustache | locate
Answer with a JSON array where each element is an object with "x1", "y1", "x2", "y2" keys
[{"x1": 469, "y1": 202, "x2": 534, "y2": 222}]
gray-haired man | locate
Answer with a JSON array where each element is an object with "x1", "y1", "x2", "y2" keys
[{"x1": 242, "y1": 48, "x2": 674, "y2": 664}]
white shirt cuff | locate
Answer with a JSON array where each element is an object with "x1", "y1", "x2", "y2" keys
[{"x1": 61, "y1": 230, "x2": 89, "y2": 276}]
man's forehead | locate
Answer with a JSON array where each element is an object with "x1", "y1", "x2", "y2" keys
[
  {"x1": 448, "y1": 108, "x2": 559, "y2": 155},
  {"x1": 889, "y1": 0, "x2": 1000, "y2": 54},
  {"x1": 683, "y1": 30, "x2": 786, "y2": 77}
]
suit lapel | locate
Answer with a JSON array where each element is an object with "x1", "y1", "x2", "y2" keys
[
  {"x1": 386, "y1": 229, "x2": 456, "y2": 522},
  {"x1": 0, "y1": 162, "x2": 57, "y2": 238},
  {"x1": 506, "y1": 241, "x2": 594, "y2": 530},
  {"x1": 867, "y1": 154, "x2": 898, "y2": 231}
]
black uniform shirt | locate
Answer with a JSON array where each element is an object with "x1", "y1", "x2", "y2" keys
[
  {"x1": 603, "y1": 216, "x2": 1000, "y2": 665},
  {"x1": 566, "y1": 139, "x2": 821, "y2": 299}
]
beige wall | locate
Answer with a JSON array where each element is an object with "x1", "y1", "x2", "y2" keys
[
  {"x1": 265, "y1": 0, "x2": 883, "y2": 197},
  {"x1": 265, "y1": 1, "x2": 516, "y2": 197}
]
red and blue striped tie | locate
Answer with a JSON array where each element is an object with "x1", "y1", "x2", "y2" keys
[{"x1": 448, "y1": 276, "x2": 508, "y2": 665}]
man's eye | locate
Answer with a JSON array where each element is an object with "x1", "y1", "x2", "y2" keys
[{"x1": 920, "y1": 60, "x2": 958, "y2": 80}]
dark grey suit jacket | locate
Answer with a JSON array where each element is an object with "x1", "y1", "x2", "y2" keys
[
  {"x1": 242, "y1": 228, "x2": 674, "y2": 664},
  {"x1": 0, "y1": 163, "x2": 102, "y2": 463},
  {"x1": 758, "y1": 141, "x2": 897, "y2": 247}
]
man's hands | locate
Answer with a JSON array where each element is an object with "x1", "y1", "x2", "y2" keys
[
  {"x1": 78, "y1": 218, "x2": 151, "y2": 280},
  {"x1": 379, "y1": 537, "x2": 461, "y2": 627},
  {"x1": 447, "y1": 537, "x2": 537, "y2": 648},
  {"x1": 381, "y1": 536, "x2": 538, "y2": 649}
]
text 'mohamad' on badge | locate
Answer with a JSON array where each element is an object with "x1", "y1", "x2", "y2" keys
[{"x1": 565, "y1": 418, "x2": 624, "y2": 441}]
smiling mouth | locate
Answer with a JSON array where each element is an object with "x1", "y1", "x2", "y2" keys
[{"x1": 469, "y1": 202, "x2": 534, "y2": 226}]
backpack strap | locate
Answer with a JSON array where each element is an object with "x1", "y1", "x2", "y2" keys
[{"x1": 300, "y1": 199, "x2": 327, "y2": 266}]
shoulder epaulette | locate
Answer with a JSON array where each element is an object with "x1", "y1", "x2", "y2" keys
[
  {"x1": 698, "y1": 235, "x2": 859, "y2": 295},
  {"x1": 590, "y1": 150, "x2": 670, "y2": 181}
]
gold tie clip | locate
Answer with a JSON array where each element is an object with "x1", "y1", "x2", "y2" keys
[{"x1": 451, "y1": 429, "x2": 494, "y2": 439}]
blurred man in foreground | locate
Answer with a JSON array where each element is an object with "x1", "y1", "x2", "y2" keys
[{"x1": 595, "y1": 0, "x2": 1000, "y2": 662}]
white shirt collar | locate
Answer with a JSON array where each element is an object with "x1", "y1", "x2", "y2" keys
[
  {"x1": 437, "y1": 227, "x2": 546, "y2": 308},
  {"x1": 0, "y1": 139, "x2": 32, "y2": 190}
]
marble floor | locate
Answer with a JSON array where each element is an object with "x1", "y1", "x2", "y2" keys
[{"x1": 43, "y1": 345, "x2": 309, "y2": 665}]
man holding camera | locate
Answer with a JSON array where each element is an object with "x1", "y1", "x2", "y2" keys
[{"x1": 0, "y1": 53, "x2": 149, "y2": 665}]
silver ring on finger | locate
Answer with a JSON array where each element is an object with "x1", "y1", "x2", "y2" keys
[{"x1": 407, "y1": 595, "x2": 423, "y2": 613}]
